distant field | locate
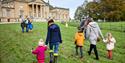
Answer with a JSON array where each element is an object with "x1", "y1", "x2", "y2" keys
[
  {"x1": 68, "y1": 22, "x2": 125, "y2": 32},
  {"x1": 99, "y1": 22, "x2": 125, "y2": 32},
  {"x1": 0, "y1": 22, "x2": 125, "y2": 63}
]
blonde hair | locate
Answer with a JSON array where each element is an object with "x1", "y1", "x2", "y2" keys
[
  {"x1": 38, "y1": 39, "x2": 44, "y2": 46},
  {"x1": 106, "y1": 32, "x2": 113, "y2": 42}
]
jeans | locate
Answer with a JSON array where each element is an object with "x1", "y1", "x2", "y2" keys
[
  {"x1": 76, "y1": 46, "x2": 83, "y2": 57},
  {"x1": 49, "y1": 42, "x2": 59, "y2": 53},
  {"x1": 21, "y1": 24, "x2": 28, "y2": 32},
  {"x1": 21, "y1": 27, "x2": 24, "y2": 32},
  {"x1": 26, "y1": 24, "x2": 28, "y2": 32}
]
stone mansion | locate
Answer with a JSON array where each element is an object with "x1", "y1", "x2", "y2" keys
[{"x1": 0, "y1": 0, "x2": 70, "y2": 22}]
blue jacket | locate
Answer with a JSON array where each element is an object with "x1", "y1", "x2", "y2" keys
[{"x1": 45, "y1": 24, "x2": 62, "y2": 45}]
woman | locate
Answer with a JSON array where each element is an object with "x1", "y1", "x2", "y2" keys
[{"x1": 86, "y1": 18, "x2": 104, "y2": 60}]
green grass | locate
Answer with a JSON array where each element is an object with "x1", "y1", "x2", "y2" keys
[
  {"x1": 68, "y1": 21, "x2": 125, "y2": 32},
  {"x1": 98, "y1": 22, "x2": 125, "y2": 32},
  {"x1": 0, "y1": 22, "x2": 125, "y2": 63}
]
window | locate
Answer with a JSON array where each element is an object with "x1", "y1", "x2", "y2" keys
[
  {"x1": 20, "y1": 10, "x2": 24, "y2": 17},
  {"x1": 7, "y1": 9, "x2": 10, "y2": 17}
]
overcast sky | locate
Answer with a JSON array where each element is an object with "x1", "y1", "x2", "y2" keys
[{"x1": 43, "y1": 0, "x2": 93, "y2": 19}]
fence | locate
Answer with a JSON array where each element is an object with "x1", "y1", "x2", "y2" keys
[
  {"x1": 98, "y1": 22, "x2": 125, "y2": 32},
  {"x1": 67, "y1": 21, "x2": 125, "y2": 32}
]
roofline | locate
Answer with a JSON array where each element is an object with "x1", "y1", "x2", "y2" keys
[
  {"x1": 1, "y1": 0, "x2": 28, "y2": 4},
  {"x1": 54, "y1": 7, "x2": 69, "y2": 10},
  {"x1": 1, "y1": 0, "x2": 69, "y2": 10}
]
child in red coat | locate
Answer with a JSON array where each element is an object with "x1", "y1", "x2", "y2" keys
[{"x1": 32, "y1": 39, "x2": 47, "y2": 63}]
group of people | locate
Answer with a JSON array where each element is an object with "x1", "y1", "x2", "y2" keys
[
  {"x1": 32, "y1": 19, "x2": 62, "y2": 63},
  {"x1": 75, "y1": 18, "x2": 116, "y2": 60},
  {"x1": 31, "y1": 18, "x2": 116, "y2": 63},
  {"x1": 20, "y1": 16, "x2": 33, "y2": 33}
]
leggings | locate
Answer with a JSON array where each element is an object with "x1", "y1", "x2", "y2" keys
[
  {"x1": 88, "y1": 44, "x2": 99, "y2": 59},
  {"x1": 108, "y1": 50, "x2": 112, "y2": 59}
]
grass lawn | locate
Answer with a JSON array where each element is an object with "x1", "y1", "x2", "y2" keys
[{"x1": 0, "y1": 22, "x2": 125, "y2": 63}]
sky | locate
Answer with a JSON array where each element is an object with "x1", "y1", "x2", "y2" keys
[{"x1": 44, "y1": 0, "x2": 93, "y2": 19}]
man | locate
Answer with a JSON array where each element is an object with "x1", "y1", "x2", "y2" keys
[
  {"x1": 45, "y1": 19, "x2": 62, "y2": 61},
  {"x1": 86, "y1": 18, "x2": 104, "y2": 60}
]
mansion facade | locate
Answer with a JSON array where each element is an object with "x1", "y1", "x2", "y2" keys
[{"x1": 0, "y1": 0, "x2": 69, "y2": 22}]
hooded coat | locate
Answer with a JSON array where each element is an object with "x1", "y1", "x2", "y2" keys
[
  {"x1": 86, "y1": 22, "x2": 104, "y2": 45},
  {"x1": 32, "y1": 46, "x2": 47, "y2": 62},
  {"x1": 46, "y1": 24, "x2": 62, "y2": 45},
  {"x1": 75, "y1": 32, "x2": 85, "y2": 46}
]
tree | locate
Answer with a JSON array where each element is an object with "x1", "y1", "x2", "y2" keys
[
  {"x1": 74, "y1": 0, "x2": 125, "y2": 21},
  {"x1": 74, "y1": 6, "x2": 84, "y2": 20}
]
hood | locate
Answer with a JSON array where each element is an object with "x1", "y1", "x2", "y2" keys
[
  {"x1": 88, "y1": 22, "x2": 98, "y2": 28},
  {"x1": 50, "y1": 24, "x2": 59, "y2": 32},
  {"x1": 78, "y1": 33, "x2": 83, "y2": 36}
]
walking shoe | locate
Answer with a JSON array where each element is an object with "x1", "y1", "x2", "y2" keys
[
  {"x1": 54, "y1": 53, "x2": 58, "y2": 56},
  {"x1": 88, "y1": 51, "x2": 90, "y2": 55},
  {"x1": 94, "y1": 58, "x2": 99, "y2": 60},
  {"x1": 80, "y1": 56, "x2": 83, "y2": 59},
  {"x1": 49, "y1": 50, "x2": 53, "y2": 53}
]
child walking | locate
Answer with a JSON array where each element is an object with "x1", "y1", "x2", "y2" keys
[
  {"x1": 32, "y1": 39, "x2": 47, "y2": 63},
  {"x1": 103, "y1": 32, "x2": 116, "y2": 60},
  {"x1": 74, "y1": 27, "x2": 85, "y2": 58}
]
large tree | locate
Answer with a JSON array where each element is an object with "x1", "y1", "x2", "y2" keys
[{"x1": 74, "y1": 0, "x2": 125, "y2": 21}]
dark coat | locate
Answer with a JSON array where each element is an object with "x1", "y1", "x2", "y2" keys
[{"x1": 45, "y1": 24, "x2": 62, "y2": 45}]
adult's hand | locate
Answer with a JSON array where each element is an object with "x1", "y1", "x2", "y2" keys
[
  {"x1": 60, "y1": 40, "x2": 63, "y2": 44},
  {"x1": 103, "y1": 39, "x2": 107, "y2": 43}
]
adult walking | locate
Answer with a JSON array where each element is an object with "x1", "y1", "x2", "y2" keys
[
  {"x1": 20, "y1": 16, "x2": 29, "y2": 33},
  {"x1": 45, "y1": 19, "x2": 62, "y2": 62},
  {"x1": 20, "y1": 16, "x2": 25, "y2": 33},
  {"x1": 86, "y1": 18, "x2": 104, "y2": 60}
]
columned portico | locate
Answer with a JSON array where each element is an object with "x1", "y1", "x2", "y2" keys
[{"x1": 31, "y1": 4, "x2": 45, "y2": 18}]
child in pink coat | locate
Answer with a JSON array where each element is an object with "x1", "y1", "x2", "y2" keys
[{"x1": 32, "y1": 39, "x2": 47, "y2": 63}]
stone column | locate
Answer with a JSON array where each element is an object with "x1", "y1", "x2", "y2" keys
[
  {"x1": 43, "y1": 5, "x2": 45, "y2": 18},
  {"x1": 39, "y1": 5, "x2": 41, "y2": 17},
  {"x1": 40, "y1": 5, "x2": 42, "y2": 18},
  {"x1": 44, "y1": 5, "x2": 47, "y2": 19},
  {"x1": 0, "y1": 1, "x2": 1, "y2": 17},
  {"x1": 32, "y1": 4, "x2": 34, "y2": 17},
  {"x1": 36, "y1": 4, "x2": 38, "y2": 17}
]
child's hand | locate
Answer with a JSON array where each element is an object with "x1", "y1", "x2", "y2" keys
[
  {"x1": 31, "y1": 50, "x2": 33, "y2": 52},
  {"x1": 103, "y1": 39, "x2": 105, "y2": 42},
  {"x1": 44, "y1": 45, "x2": 48, "y2": 47},
  {"x1": 31, "y1": 48, "x2": 33, "y2": 52},
  {"x1": 75, "y1": 41, "x2": 77, "y2": 44},
  {"x1": 44, "y1": 45, "x2": 48, "y2": 50}
]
